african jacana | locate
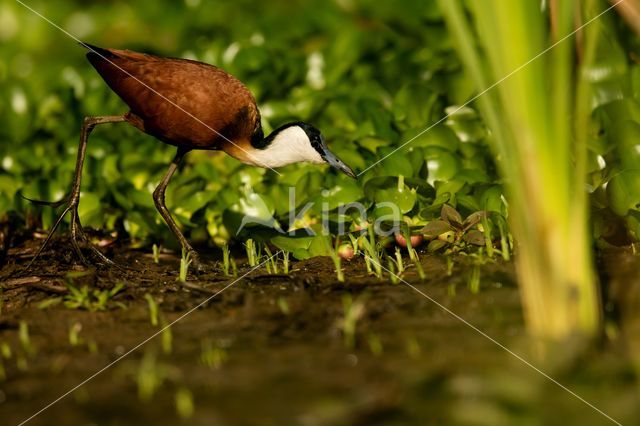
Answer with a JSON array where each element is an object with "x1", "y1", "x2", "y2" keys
[{"x1": 28, "y1": 43, "x2": 356, "y2": 269}]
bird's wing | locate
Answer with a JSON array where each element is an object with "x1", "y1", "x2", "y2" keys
[{"x1": 85, "y1": 45, "x2": 260, "y2": 149}]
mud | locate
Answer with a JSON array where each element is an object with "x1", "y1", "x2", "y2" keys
[{"x1": 0, "y1": 235, "x2": 639, "y2": 425}]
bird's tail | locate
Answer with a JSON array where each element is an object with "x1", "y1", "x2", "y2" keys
[{"x1": 79, "y1": 41, "x2": 117, "y2": 59}]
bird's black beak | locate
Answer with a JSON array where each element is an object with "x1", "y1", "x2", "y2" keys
[{"x1": 323, "y1": 148, "x2": 357, "y2": 179}]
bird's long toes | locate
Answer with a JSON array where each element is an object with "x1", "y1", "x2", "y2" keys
[{"x1": 19, "y1": 191, "x2": 69, "y2": 208}]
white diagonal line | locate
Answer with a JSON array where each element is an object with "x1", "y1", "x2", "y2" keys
[
  {"x1": 17, "y1": 251, "x2": 282, "y2": 425},
  {"x1": 15, "y1": 0, "x2": 282, "y2": 176},
  {"x1": 370, "y1": 257, "x2": 622, "y2": 425},
  {"x1": 357, "y1": 0, "x2": 624, "y2": 176}
]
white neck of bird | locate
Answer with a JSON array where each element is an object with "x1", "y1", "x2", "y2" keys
[{"x1": 244, "y1": 125, "x2": 324, "y2": 168}]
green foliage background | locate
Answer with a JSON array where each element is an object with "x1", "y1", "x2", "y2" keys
[{"x1": 0, "y1": 0, "x2": 638, "y2": 254}]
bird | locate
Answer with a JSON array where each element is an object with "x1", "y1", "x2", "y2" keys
[{"x1": 27, "y1": 42, "x2": 356, "y2": 270}]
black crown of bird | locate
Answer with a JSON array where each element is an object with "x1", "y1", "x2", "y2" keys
[{"x1": 25, "y1": 42, "x2": 356, "y2": 270}]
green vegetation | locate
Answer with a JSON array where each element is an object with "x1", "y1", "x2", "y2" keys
[
  {"x1": 437, "y1": 0, "x2": 638, "y2": 337},
  {"x1": 64, "y1": 281, "x2": 125, "y2": 311},
  {"x1": 177, "y1": 249, "x2": 191, "y2": 283},
  {"x1": 339, "y1": 293, "x2": 368, "y2": 349},
  {"x1": 1, "y1": 0, "x2": 639, "y2": 340}
]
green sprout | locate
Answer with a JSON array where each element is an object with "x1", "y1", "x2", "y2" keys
[
  {"x1": 360, "y1": 227, "x2": 383, "y2": 279},
  {"x1": 152, "y1": 243, "x2": 161, "y2": 264},
  {"x1": 325, "y1": 237, "x2": 344, "y2": 282},
  {"x1": 386, "y1": 254, "x2": 400, "y2": 285},
  {"x1": 177, "y1": 249, "x2": 192, "y2": 283},
  {"x1": 394, "y1": 247, "x2": 405, "y2": 275},
  {"x1": 1, "y1": 342, "x2": 11, "y2": 359},
  {"x1": 175, "y1": 387, "x2": 195, "y2": 419},
  {"x1": 398, "y1": 222, "x2": 426, "y2": 280},
  {"x1": 19, "y1": 321, "x2": 35, "y2": 357},
  {"x1": 161, "y1": 320, "x2": 173, "y2": 355},
  {"x1": 446, "y1": 257, "x2": 454, "y2": 276},
  {"x1": 37, "y1": 297, "x2": 62, "y2": 310},
  {"x1": 468, "y1": 264, "x2": 481, "y2": 294},
  {"x1": 68, "y1": 322, "x2": 83, "y2": 346},
  {"x1": 222, "y1": 244, "x2": 232, "y2": 276},
  {"x1": 277, "y1": 296, "x2": 290, "y2": 315},
  {"x1": 367, "y1": 333, "x2": 383, "y2": 356},
  {"x1": 64, "y1": 282, "x2": 125, "y2": 311},
  {"x1": 281, "y1": 251, "x2": 290, "y2": 275},
  {"x1": 339, "y1": 293, "x2": 368, "y2": 349},
  {"x1": 200, "y1": 339, "x2": 227, "y2": 369},
  {"x1": 263, "y1": 245, "x2": 279, "y2": 274},
  {"x1": 0, "y1": 342, "x2": 9, "y2": 381},
  {"x1": 144, "y1": 294, "x2": 159, "y2": 327},
  {"x1": 137, "y1": 351, "x2": 165, "y2": 402},
  {"x1": 406, "y1": 336, "x2": 421, "y2": 359},
  {"x1": 245, "y1": 239, "x2": 260, "y2": 267}
]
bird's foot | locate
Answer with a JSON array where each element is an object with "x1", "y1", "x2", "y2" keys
[{"x1": 26, "y1": 198, "x2": 121, "y2": 271}]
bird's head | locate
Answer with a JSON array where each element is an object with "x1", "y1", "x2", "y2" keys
[{"x1": 248, "y1": 122, "x2": 356, "y2": 178}]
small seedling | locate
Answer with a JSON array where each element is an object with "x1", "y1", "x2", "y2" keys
[
  {"x1": 281, "y1": 251, "x2": 290, "y2": 274},
  {"x1": 16, "y1": 354, "x2": 28, "y2": 371},
  {"x1": 64, "y1": 282, "x2": 125, "y2": 311},
  {"x1": 177, "y1": 249, "x2": 192, "y2": 283},
  {"x1": 68, "y1": 322, "x2": 83, "y2": 346},
  {"x1": 137, "y1": 351, "x2": 166, "y2": 402},
  {"x1": 152, "y1": 243, "x2": 161, "y2": 264},
  {"x1": 37, "y1": 297, "x2": 62, "y2": 309},
  {"x1": 325, "y1": 237, "x2": 344, "y2": 282},
  {"x1": 264, "y1": 245, "x2": 279, "y2": 274},
  {"x1": 277, "y1": 296, "x2": 290, "y2": 315},
  {"x1": 398, "y1": 222, "x2": 426, "y2": 280},
  {"x1": 161, "y1": 320, "x2": 173, "y2": 355},
  {"x1": 448, "y1": 282, "x2": 457, "y2": 298},
  {"x1": 245, "y1": 239, "x2": 260, "y2": 267},
  {"x1": 386, "y1": 255, "x2": 400, "y2": 284},
  {"x1": 446, "y1": 256, "x2": 454, "y2": 276},
  {"x1": 144, "y1": 294, "x2": 159, "y2": 327},
  {"x1": 360, "y1": 227, "x2": 383, "y2": 278},
  {"x1": 175, "y1": 387, "x2": 195, "y2": 419},
  {"x1": 339, "y1": 293, "x2": 368, "y2": 349},
  {"x1": 222, "y1": 244, "x2": 232, "y2": 276},
  {"x1": 495, "y1": 214, "x2": 511, "y2": 261},
  {"x1": 200, "y1": 339, "x2": 227, "y2": 369},
  {"x1": 19, "y1": 321, "x2": 35, "y2": 357},
  {"x1": 1, "y1": 342, "x2": 11, "y2": 359},
  {"x1": 230, "y1": 257, "x2": 238, "y2": 277},
  {"x1": 468, "y1": 264, "x2": 481, "y2": 294},
  {"x1": 367, "y1": 333, "x2": 383, "y2": 356},
  {"x1": 0, "y1": 342, "x2": 10, "y2": 381},
  {"x1": 394, "y1": 247, "x2": 405, "y2": 275},
  {"x1": 406, "y1": 336, "x2": 421, "y2": 358}
]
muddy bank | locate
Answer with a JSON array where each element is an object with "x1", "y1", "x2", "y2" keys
[{"x1": 0, "y1": 237, "x2": 639, "y2": 425}]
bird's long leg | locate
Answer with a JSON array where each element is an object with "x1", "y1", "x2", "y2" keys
[
  {"x1": 152, "y1": 147, "x2": 202, "y2": 267},
  {"x1": 27, "y1": 115, "x2": 127, "y2": 269}
]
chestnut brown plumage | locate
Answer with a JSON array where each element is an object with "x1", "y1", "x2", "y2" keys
[{"x1": 27, "y1": 43, "x2": 355, "y2": 270}]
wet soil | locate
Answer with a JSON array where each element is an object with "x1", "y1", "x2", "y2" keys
[{"x1": 0, "y1": 236, "x2": 639, "y2": 425}]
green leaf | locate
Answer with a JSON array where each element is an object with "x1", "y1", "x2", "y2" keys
[
  {"x1": 607, "y1": 169, "x2": 640, "y2": 216},
  {"x1": 421, "y1": 220, "x2": 453, "y2": 238}
]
